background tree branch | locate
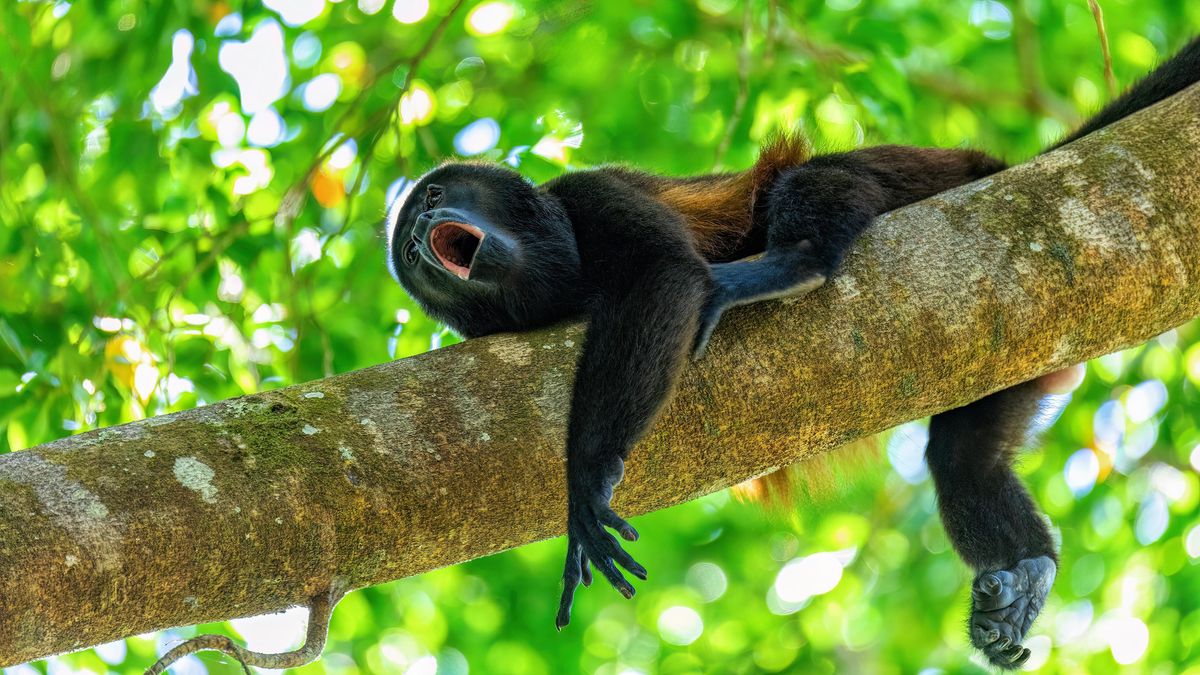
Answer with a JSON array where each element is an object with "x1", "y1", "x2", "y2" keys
[{"x1": 2, "y1": 84, "x2": 1198, "y2": 667}]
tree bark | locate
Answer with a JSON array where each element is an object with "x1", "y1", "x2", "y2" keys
[{"x1": 2, "y1": 85, "x2": 1199, "y2": 667}]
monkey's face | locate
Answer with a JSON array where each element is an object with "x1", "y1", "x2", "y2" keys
[{"x1": 386, "y1": 162, "x2": 584, "y2": 338}]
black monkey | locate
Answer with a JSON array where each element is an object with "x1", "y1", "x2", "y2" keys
[{"x1": 387, "y1": 37, "x2": 1200, "y2": 669}]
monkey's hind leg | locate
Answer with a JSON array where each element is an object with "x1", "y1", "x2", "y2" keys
[
  {"x1": 692, "y1": 161, "x2": 885, "y2": 359},
  {"x1": 927, "y1": 380, "x2": 1071, "y2": 670}
]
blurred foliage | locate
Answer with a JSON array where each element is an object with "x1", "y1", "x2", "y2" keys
[{"x1": 2, "y1": 0, "x2": 1199, "y2": 673}]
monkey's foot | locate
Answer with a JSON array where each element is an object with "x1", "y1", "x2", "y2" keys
[
  {"x1": 692, "y1": 270, "x2": 824, "y2": 361},
  {"x1": 691, "y1": 295, "x2": 728, "y2": 361},
  {"x1": 693, "y1": 243, "x2": 827, "y2": 361},
  {"x1": 969, "y1": 556, "x2": 1056, "y2": 670}
]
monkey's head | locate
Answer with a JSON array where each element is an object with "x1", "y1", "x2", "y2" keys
[{"x1": 386, "y1": 162, "x2": 584, "y2": 338}]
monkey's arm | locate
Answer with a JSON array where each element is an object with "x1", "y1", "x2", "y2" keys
[{"x1": 545, "y1": 172, "x2": 711, "y2": 628}]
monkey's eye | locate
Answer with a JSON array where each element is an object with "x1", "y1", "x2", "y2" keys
[
  {"x1": 424, "y1": 184, "x2": 444, "y2": 210},
  {"x1": 403, "y1": 239, "x2": 419, "y2": 266}
]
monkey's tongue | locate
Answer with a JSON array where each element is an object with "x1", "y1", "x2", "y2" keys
[{"x1": 430, "y1": 221, "x2": 484, "y2": 280}]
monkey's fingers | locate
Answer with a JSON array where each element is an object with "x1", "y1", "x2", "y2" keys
[
  {"x1": 556, "y1": 540, "x2": 584, "y2": 630},
  {"x1": 588, "y1": 549, "x2": 635, "y2": 599},
  {"x1": 580, "y1": 551, "x2": 593, "y2": 587},
  {"x1": 582, "y1": 525, "x2": 646, "y2": 593},
  {"x1": 555, "y1": 584, "x2": 577, "y2": 631},
  {"x1": 593, "y1": 501, "x2": 639, "y2": 541},
  {"x1": 590, "y1": 526, "x2": 648, "y2": 580}
]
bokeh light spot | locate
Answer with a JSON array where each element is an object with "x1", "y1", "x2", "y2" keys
[
  {"x1": 1125, "y1": 380, "x2": 1167, "y2": 422},
  {"x1": 454, "y1": 118, "x2": 500, "y2": 155},
  {"x1": 968, "y1": 0, "x2": 1012, "y2": 39},
  {"x1": 1100, "y1": 614, "x2": 1149, "y2": 665},
  {"x1": 231, "y1": 606, "x2": 309, "y2": 653},
  {"x1": 1185, "y1": 524, "x2": 1200, "y2": 558},
  {"x1": 887, "y1": 421, "x2": 929, "y2": 484},
  {"x1": 301, "y1": 73, "x2": 343, "y2": 112},
  {"x1": 359, "y1": 0, "x2": 387, "y2": 14},
  {"x1": 218, "y1": 19, "x2": 290, "y2": 114},
  {"x1": 774, "y1": 551, "x2": 844, "y2": 604},
  {"x1": 264, "y1": 0, "x2": 326, "y2": 26},
  {"x1": 214, "y1": 13, "x2": 243, "y2": 37},
  {"x1": 467, "y1": 1, "x2": 515, "y2": 36},
  {"x1": 1064, "y1": 448, "x2": 1100, "y2": 496},
  {"x1": 392, "y1": 0, "x2": 430, "y2": 24},
  {"x1": 657, "y1": 606, "x2": 704, "y2": 646},
  {"x1": 293, "y1": 32, "x2": 323, "y2": 68},
  {"x1": 400, "y1": 83, "x2": 436, "y2": 125},
  {"x1": 148, "y1": 30, "x2": 197, "y2": 117},
  {"x1": 685, "y1": 561, "x2": 728, "y2": 602},
  {"x1": 247, "y1": 108, "x2": 285, "y2": 147},
  {"x1": 1135, "y1": 493, "x2": 1169, "y2": 544}
]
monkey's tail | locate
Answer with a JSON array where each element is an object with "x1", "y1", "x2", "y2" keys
[{"x1": 1050, "y1": 36, "x2": 1200, "y2": 151}]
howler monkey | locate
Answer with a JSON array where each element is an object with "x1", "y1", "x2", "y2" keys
[{"x1": 386, "y1": 38, "x2": 1200, "y2": 669}]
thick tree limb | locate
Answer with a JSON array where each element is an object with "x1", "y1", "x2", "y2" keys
[{"x1": 2, "y1": 85, "x2": 1199, "y2": 667}]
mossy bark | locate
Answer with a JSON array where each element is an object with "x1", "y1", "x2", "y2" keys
[{"x1": 2, "y1": 85, "x2": 1199, "y2": 666}]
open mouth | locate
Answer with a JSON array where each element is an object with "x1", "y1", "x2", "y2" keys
[{"x1": 429, "y1": 221, "x2": 485, "y2": 280}]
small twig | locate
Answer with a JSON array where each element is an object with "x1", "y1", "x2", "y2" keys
[
  {"x1": 713, "y1": 1, "x2": 753, "y2": 170},
  {"x1": 284, "y1": 210, "x2": 303, "y2": 380},
  {"x1": 118, "y1": 221, "x2": 241, "y2": 297},
  {"x1": 753, "y1": 5, "x2": 866, "y2": 67},
  {"x1": 305, "y1": 276, "x2": 336, "y2": 378},
  {"x1": 764, "y1": 0, "x2": 778, "y2": 66},
  {"x1": 907, "y1": 70, "x2": 1080, "y2": 126},
  {"x1": 1086, "y1": 0, "x2": 1117, "y2": 96},
  {"x1": 144, "y1": 586, "x2": 345, "y2": 675},
  {"x1": 1011, "y1": 0, "x2": 1081, "y2": 122}
]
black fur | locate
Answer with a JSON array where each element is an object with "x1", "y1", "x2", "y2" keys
[
  {"x1": 388, "y1": 162, "x2": 585, "y2": 337},
  {"x1": 923, "y1": 36, "x2": 1199, "y2": 669},
  {"x1": 386, "y1": 36, "x2": 1200, "y2": 665}
]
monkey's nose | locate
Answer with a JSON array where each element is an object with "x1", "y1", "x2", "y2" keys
[{"x1": 413, "y1": 212, "x2": 435, "y2": 244}]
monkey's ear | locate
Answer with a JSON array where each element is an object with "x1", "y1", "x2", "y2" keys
[{"x1": 424, "y1": 183, "x2": 444, "y2": 209}]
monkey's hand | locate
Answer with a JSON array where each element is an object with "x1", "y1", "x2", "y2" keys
[{"x1": 555, "y1": 456, "x2": 647, "y2": 630}]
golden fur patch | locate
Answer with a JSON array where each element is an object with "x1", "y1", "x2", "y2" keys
[{"x1": 654, "y1": 133, "x2": 809, "y2": 257}]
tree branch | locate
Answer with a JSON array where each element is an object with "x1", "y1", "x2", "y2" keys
[
  {"x1": 145, "y1": 585, "x2": 344, "y2": 675},
  {"x1": 2, "y1": 84, "x2": 1200, "y2": 668}
]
